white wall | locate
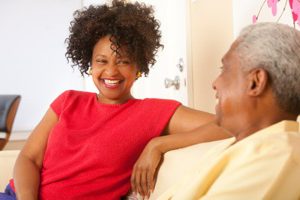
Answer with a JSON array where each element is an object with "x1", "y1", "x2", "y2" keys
[
  {"x1": 0, "y1": 0, "x2": 83, "y2": 131},
  {"x1": 233, "y1": 0, "x2": 296, "y2": 36}
]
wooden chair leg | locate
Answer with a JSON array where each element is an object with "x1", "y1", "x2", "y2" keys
[{"x1": 0, "y1": 139, "x2": 6, "y2": 150}]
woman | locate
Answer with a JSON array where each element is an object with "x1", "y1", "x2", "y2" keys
[{"x1": 6, "y1": 1, "x2": 229, "y2": 200}]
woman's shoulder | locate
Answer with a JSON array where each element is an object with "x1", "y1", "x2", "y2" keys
[
  {"x1": 142, "y1": 98, "x2": 181, "y2": 105},
  {"x1": 62, "y1": 89, "x2": 94, "y2": 95},
  {"x1": 52, "y1": 90, "x2": 96, "y2": 107},
  {"x1": 139, "y1": 98, "x2": 181, "y2": 110},
  {"x1": 58, "y1": 90, "x2": 95, "y2": 99},
  {"x1": 51, "y1": 90, "x2": 97, "y2": 115}
]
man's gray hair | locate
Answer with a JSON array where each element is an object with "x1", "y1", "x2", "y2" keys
[{"x1": 236, "y1": 22, "x2": 300, "y2": 115}]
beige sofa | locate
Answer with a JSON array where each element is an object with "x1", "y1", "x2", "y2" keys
[
  {"x1": 0, "y1": 150, "x2": 19, "y2": 191},
  {"x1": 0, "y1": 141, "x2": 222, "y2": 198}
]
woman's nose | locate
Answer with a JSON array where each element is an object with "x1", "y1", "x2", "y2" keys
[{"x1": 105, "y1": 64, "x2": 118, "y2": 76}]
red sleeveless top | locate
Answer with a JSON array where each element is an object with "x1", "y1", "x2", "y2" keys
[{"x1": 39, "y1": 90, "x2": 180, "y2": 200}]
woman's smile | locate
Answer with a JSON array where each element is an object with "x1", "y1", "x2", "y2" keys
[{"x1": 101, "y1": 78, "x2": 124, "y2": 89}]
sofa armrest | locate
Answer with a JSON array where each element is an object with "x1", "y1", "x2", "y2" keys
[
  {"x1": 149, "y1": 140, "x2": 223, "y2": 199},
  {"x1": 0, "y1": 150, "x2": 19, "y2": 191}
]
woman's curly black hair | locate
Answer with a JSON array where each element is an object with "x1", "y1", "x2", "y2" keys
[{"x1": 65, "y1": 0, "x2": 163, "y2": 76}]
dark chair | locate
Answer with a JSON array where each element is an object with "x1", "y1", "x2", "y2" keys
[{"x1": 0, "y1": 95, "x2": 21, "y2": 150}]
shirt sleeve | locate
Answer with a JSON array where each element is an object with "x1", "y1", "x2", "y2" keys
[
  {"x1": 158, "y1": 132, "x2": 300, "y2": 200},
  {"x1": 144, "y1": 98, "x2": 181, "y2": 136},
  {"x1": 199, "y1": 136, "x2": 300, "y2": 200},
  {"x1": 50, "y1": 90, "x2": 70, "y2": 116}
]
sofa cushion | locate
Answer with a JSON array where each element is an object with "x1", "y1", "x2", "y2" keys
[{"x1": 0, "y1": 150, "x2": 19, "y2": 191}]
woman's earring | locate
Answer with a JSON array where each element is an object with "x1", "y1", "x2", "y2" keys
[
  {"x1": 136, "y1": 71, "x2": 142, "y2": 79},
  {"x1": 88, "y1": 68, "x2": 92, "y2": 75}
]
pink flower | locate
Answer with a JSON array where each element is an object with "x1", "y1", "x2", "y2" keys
[
  {"x1": 289, "y1": 0, "x2": 300, "y2": 25},
  {"x1": 252, "y1": 15, "x2": 258, "y2": 23},
  {"x1": 267, "y1": 0, "x2": 279, "y2": 16}
]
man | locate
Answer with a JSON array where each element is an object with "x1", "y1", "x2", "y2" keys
[{"x1": 157, "y1": 22, "x2": 300, "y2": 199}]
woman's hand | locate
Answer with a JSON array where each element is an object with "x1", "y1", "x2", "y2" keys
[{"x1": 131, "y1": 138, "x2": 163, "y2": 199}]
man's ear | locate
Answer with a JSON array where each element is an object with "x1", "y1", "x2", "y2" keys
[{"x1": 247, "y1": 68, "x2": 269, "y2": 96}]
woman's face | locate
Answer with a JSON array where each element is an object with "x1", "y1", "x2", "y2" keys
[{"x1": 91, "y1": 35, "x2": 138, "y2": 104}]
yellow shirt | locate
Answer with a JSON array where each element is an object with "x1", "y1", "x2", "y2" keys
[{"x1": 157, "y1": 121, "x2": 300, "y2": 200}]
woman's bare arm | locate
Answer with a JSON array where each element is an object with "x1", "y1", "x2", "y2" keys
[
  {"x1": 165, "y1": 105, "x2": 214, "y2": 134},
  {"x1": 13, "y1": 108, "x2": 58, "y2": 200}
]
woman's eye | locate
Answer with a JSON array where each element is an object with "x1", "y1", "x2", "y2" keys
[
  {"x1": 117, "y1": 60, "x2": 130, "y2": 65},
  {"x1": 122, "y1": 60, "x2": 130, "y2": 64},
  {"x1": 96, "y1": 59, "x2": 107, "y2": 64}
]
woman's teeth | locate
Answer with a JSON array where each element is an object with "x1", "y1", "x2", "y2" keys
[{"x1": 104, "y1": 79, "x2": 120, "y2": 85}]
